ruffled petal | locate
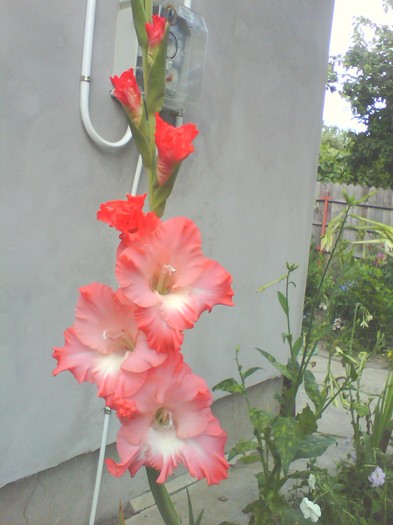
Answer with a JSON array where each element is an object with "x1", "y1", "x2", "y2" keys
[
  {"x1": 52, "y1": 328, "x2": 94, "y2": 383},
  {"x1": 178, "y1": 417, "x2": 229, "y2": 485},
  {"x1": 135, "y1": 304, "x2": 184, "y2": 353},
  {"x1": 191, "y1": 259, "x2": 234, "y2": 316}
]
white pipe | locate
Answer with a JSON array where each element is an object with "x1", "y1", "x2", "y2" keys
[
  {"x1": 131, "y1": 155, "x2": 143, "y2": 196},
  {"x1": 80, "y1": 0, "x2": 132, "y2": 150},
  {"x1": 89, "y1": 407, "x2": 112, "y2": 525},
  {"x1": 183, "y1": 0, "x2": 192, "y2": 8},
  {"x1": 174, "y1": 113, "x2": 184, "y2": 127}
]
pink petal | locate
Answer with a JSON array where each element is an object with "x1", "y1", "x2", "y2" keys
[
  {"x1": 135, "y1": 304, "x2": 184, "y2": 353},
  {"x1": 92, "y1": 352, "x2": 147, "y2": 400},
  {"x1": 191, "y1": 259, "x2": 234, "y2": 316},
  {"x1": 52, "y1": 328, "x2": 95, "y2": 384},
  {"x1": 178, "y1": 417, "x2": 229, "y2": 485},
  {"x1": 121, "y1": 333, "x2": 167, "y2": 373},
  {"x1": 75, "y1": 283, "x2": 138, "y2": 354},
  {"x1": 158, "y1": 291, "x2": 199, "y2": 329}
]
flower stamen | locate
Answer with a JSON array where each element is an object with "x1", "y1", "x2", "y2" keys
[{"x1": 102, "y1": 328, "x2": 135, "y2": 351}]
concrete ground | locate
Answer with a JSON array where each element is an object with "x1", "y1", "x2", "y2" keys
[{"x1": 124, "y1": 350, "x2": 391, "y2": 525}]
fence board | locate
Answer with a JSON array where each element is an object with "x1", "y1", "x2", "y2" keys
[{"x1": 312, "y1": 182, "x2": 393, "y2": 255}]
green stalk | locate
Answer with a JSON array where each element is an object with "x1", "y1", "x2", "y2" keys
[
  {"x1": 299, "y1": 205, "x2": 351, "y2": 379},
  {"x1": 236, "y1": 352, "x2": 269, "y2": 482},
  {"x1": 146, "y1": 467, "x2": 181, "y2": 525}
]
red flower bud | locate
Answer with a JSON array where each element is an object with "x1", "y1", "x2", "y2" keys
[{"x1": 155, "y1": 114, "x2": 199, "y2": 185}]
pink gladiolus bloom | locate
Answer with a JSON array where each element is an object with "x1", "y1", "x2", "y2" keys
[
  {"x1": 116, "y1": 216, "x2": 234, "y2": 352},
  {"x1": 97, "y1": 193, "x2": 160, "y2": 246},
  {"x1": 52, "y1": 283, "x2": 166, "y2": 404},
  {"x1": 155, "y1": 113, "x2": 199, "y2": 186},
  {"x1": 110, "y1": 69, "x2": 143, "y2": 125},
  {"x1": 106, "y1": 354, "x2": 229, "y2": 484},
  {"x1": 145, "y1": 15, "x2": 167, "y2": 47}
]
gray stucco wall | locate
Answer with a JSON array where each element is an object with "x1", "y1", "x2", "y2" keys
[{"x1": 1, "y1": 0, "x2": 334, "y2": 519}]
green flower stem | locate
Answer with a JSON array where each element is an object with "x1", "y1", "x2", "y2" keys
[
  {"x1": 299, "y1": 204, "x2": 351, "y2": 379},
  {"x1": 236, "y1": 351, "x2": 269, "y2": 481},
  {"x1": 146, "y1": 467, "x2": 181, "y2": 525}
]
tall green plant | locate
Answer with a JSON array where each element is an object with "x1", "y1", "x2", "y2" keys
[{"x1": 214, "y1": 192, "x2": 388, "y2": 524}]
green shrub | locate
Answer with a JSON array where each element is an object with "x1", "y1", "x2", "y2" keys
[{"x1": 303, "y1": 244, "x2": 393, "y2": 354}]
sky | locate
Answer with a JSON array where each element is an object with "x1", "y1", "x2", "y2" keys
[{"x1": 322, "y1": 0, "x2": 392, "y2": 131}]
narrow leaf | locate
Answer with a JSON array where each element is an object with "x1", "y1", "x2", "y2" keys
[
  {"x1": 131, "y1": 0, "x2": 148, "y2": 48},
  {"x1": 242, "y1": 366, "x2": 261, "y2": 380},
  {"x1": 304, "y1": 370, "x2": 325, "y2": 414},
  {"x1": 257, "y1": 272, "x2": 287, "y2": 293},
  {"x1": 255, "y1": 348, "x2": 293, "y2": 380},
  {"x1": 213, "y1": 378, "x2": 244, "y2": 394},
  {"x1": 277, "y1": 291, "x2": 289, "y2": 315},
  {"x1": 292, "y1": 335, "x2": 303, "y2": 358},
  {"x1": 146, "y1": 25, "x2": 169, "y2": 113}
]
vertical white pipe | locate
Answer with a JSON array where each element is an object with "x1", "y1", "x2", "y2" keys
[
  {"x1": 89, "y1": 407, "x2": 112, "y2": 525},
  {"x1": 131, "y1": 155, "x2": 143, "y2": 196}
]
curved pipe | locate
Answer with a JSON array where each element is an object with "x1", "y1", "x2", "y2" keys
[{"x1": 80, "y1": 0, "x2": 132, "y2": 150}]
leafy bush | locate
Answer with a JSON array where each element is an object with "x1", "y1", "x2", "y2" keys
[{"x1": 303, "y1": 244, "x2": 393, "y2": 355}]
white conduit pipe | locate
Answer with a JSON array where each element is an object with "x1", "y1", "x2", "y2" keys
[
  {"x1": 89, "y1": 407, "x2": 112, "y2": 525},
  {"x1": 80, "y1": 0, "x2": 132, "y2": 150},
  {"x1": 131, "y1": 155, "x2": 143, "y2": 196}
]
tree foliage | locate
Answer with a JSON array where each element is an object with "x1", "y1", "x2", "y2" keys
[
  {"x1": 318, "y1": 126, "x2": 351, "y2": 183},
  {"x1": 325, "y1": 13, "x2": 393, "y2": 189}
]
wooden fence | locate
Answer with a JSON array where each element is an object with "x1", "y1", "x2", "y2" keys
[{"x1": 312, "y1": 182, "x2": 393, "y2": 253}]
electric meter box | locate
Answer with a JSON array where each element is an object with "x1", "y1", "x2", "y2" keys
[{"x1": 159, "y1": 2, "x2": 208, "y2": 112}]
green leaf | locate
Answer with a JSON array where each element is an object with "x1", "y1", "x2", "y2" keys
[
  {"x1": 304, "y1": 370, "x2": 325, "y2": 414},
  {"x1": 277, "y1": 291, "x2": 289, "y2": 315},
  {"x1": 131, "y1": 0, "x2": 148, "y2": 49},
  {"x1": 146, "y1": 26, "x2": 169, "y2": 114},
  {"x1": 127, "y1": 117, "x2": 153, "y2": 169},
  {"x1": 292, "y1": 335, "x2": 303, "y2": 358},
  {"x1": 249, "y1": 407, "x2": 273, "y2": 433},
  {"x1": 352, "y1": 401, "x2": 370, "y2": 417},
  {"x1": 255, "y1": 348, "x2": 294, "y2": 380},
  {"x1": 242, "y1": 366, "x2": 261, "y2": 380},
  {"x1": 150, "y1": 162, "x2": 181, "y2": 217},
  {"x1": 146, "y1": 467, "x2": 181, "y2": 525},
  {"x1": 186, "y1": 487, "x2": 204, "y2": 525},
  {"x1": 296, "y1": 405, "x2": 318, "y2": 436},
  {"x1": 118, "y1": 501, "x2": 126, "y2": 525},
  {"x1": 293, "y1": 434, "x2": 335, "y2": 460},
  {"x1": 238, "y1": 454, "x2": 260, "y2": 464},
  {"x1": 257, "y1": 272, "x2": 287, "y2": 293},
  {"x1": 271, "y1": 417, "x2": 302, "y2": 475},
  {"x1": 213, "y1": 378, "x2": 244, "y2": 395},
  {"x1": 228, "y1": 439, "x2": 257, "y2": 462}
]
